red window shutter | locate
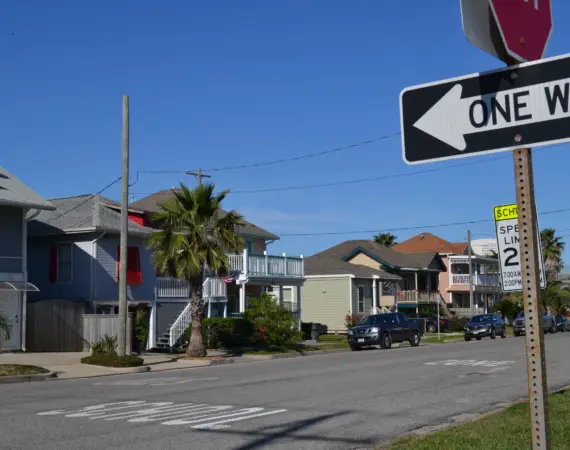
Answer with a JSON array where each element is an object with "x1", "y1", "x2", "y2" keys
[
  {"x1": 128, "y1": 214, "x2": 145, "y2": 226},
  {"x1": 49, "y1": 244, "x2": 57, "y2": 283},
  {"x1": 127, "y1": 246, "x2": 142, "y2": 285}
]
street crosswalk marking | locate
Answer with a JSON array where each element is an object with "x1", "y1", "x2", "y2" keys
[
  {"x1": 37, "y1": 401, "x2": 287, "y2": 429},
  {"x1": 425, "y1": 359, "x2": 515, "y2": 367},
  {"x1": 92, "y1": 377, "x2": 219, "y2": 386}
]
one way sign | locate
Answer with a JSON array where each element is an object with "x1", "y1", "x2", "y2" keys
[{"x1": 400, "y1": 53, "x2": 570, "y2": 165}]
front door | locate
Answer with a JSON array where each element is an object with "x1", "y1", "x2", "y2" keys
[{"x1": 0, "y1": 292, "x2": 21, "y2": 350}]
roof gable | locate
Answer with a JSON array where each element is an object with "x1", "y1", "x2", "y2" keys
[
  {"x1": 392, "y1": 232, "x2": 467, "y2": 255},
  {"x1": 130, "y1": 189, "x2": 279, "y2": 241},
  {"x1": 0, "y1": 167, "x2": 54, "y2": 211}
]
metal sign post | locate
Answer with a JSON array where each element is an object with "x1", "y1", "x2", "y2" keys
[{"x1": 514, "y1": 148, "x2": 550, "y2": 449}]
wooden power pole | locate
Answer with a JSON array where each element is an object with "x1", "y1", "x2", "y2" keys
[
  {"x1": 118, "y1": 96, "x2": 129, "y2": 357},
  {"x1": 185, "y1": 168, "x2": 211, "y2": 185}
]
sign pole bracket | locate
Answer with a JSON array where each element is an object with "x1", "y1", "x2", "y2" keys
[{"x1": 513, "y1": 148, "x2": 551, "y2": 449}]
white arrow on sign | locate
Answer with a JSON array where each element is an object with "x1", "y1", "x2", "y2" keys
[{"x1": 413, "y1": 78, "x2": 570, "y2": 150}]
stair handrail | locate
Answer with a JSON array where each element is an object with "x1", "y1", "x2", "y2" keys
[{"x1": 169, "y1": 301, "x2": 192, "y2": 348}]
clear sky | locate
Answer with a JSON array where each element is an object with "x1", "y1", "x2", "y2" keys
[{"x1": 2, "y1": 1, "x2": 570, "y2": 263}]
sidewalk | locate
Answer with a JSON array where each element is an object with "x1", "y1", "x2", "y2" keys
[{"x1": 0, "y1": 352, "x2": 212, "y2": 380}]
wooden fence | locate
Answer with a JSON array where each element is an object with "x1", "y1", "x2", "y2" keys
[
  {"x1": 82, "y1": 314, "x2": 134, "y2": 353},
  {"x1": 26, "y1": 300, "x2": 87, "y2": 352}
]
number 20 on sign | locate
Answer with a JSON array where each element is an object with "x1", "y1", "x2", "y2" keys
[{"x1": 494, "y1": 204, "x2": 546, "y2": 292}]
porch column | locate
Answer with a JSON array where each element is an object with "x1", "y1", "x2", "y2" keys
[
  {"x1": 239, "y1": 283, "x2": 246, "y2": 313},
  {"x1": 148, "y1": 301, "x2": 156, "y2": 350},
  {"x1": 393, "y1": 283, "x2": 398, "y2": 312},
  {"x1": 278, "y1": 285, "x2": 284, "y2": 308},
  {"x1": 207, "y1": 299, "x2": 212, "y2": 318},
  {"x1": 296, "y1": 285, "x2": 302, "y2": 326},
  {"x1": 372, "y1": 278, "x2": 378, "y2": 313},
  {"x1": 223, "y1": 301, "x2": 227, "y2": 318},
  {"x1": 414, "y1": 272, "x2": 419, "y2": 314}
]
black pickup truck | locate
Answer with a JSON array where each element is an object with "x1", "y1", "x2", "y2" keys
[{"x1": 348, "y1": 312, "x2": 422, "y2": 350}]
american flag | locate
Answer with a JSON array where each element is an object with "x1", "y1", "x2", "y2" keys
[{"x1": 222, "y1": 270, "x2": 240, "y2": 284}]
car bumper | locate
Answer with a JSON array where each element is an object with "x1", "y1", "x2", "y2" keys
[
  {"x1": 348, "y1": 335, "x2": 380, "y2": 346},
  {"x1": 464, "y1": 329, "x2": 492, "y2": 338}
]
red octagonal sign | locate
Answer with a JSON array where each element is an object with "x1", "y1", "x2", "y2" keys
[{"x1": 489, "y1": 0, "x2": 553, "y2": 62}]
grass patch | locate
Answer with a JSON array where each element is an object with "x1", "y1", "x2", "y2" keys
[
  {"x1": 0, "y1": 364, "x2": 49, "y2": 377},
  {"x1": 386, "y1": 391, "x2": 570, "y2": 450},
  {"x1": 422, "y1": 334, "x2": 463, "y2": 344},
  {"x1": 319, "y1": 334, "x2": 347, "y2": 342},
  {"x1": 81, "y1": 354, "x2": 144, "y2": 368}
]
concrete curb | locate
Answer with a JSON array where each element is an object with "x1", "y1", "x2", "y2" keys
[{"x1": 0, "y1": 371, "x2": 57, "y2": 384}]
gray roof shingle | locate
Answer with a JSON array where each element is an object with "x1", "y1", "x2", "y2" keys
[
  {"x1": 305, "y1": 256, "x2": 402, "y2": 280},
  {"x1": 305, "y1": 240, "x2": 445, "y2": 277},
  {"x1": 0, "y1": 167, "x2": 55, "y2": 210},
  {"x1": 130, "y1": 189, "x2": 279, "y2": 241},
  {"x1": 28, "y1": 195, "x2": 154, "y2": 237}
]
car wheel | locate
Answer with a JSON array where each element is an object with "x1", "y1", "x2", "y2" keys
[
  {"x1": 501, "y1": 327, "x2": 507, "y2": 338},
  {"x1": 476, "y1": 336, "x2": 482, "y2": 341},
  {"x1": 514, "y1": 330, "x2": 520, "y2": 337},
  {"x1": 427, "y1": 323, "x2": 436, "y2": 333},
  {"x1": 464, "y1": 336, "x2": 471, "y2": 342},
  {"x1": 380, "y1": 333, "x2": 392, "y2": 350},
  {"x1": 550, "y1": 324, "x2": 557, "y2": 333},
  {"x1": 490, "y1": 328, "x2": 496, "y2": 339},
  {"x1": 409, "y1": 331, "x2": 421, "y2": 347},
  {"x1": 350, "y1": 345, "x2": 361, "y2": 351}
]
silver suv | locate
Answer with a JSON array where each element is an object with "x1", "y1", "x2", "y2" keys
[{"x1": 512, "y1": 310, "x2": 556, "y2": 336}]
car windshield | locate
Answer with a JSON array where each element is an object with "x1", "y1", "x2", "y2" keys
[
  {"x1": 517, "y1": 311, "x2": 525, "y2": 318},
  {"x1": 359, "y1": 316, "x2": 375, "y2": 326},
  {"x1": 470, "y1": 314, "x2": 494, "y2": 323}
]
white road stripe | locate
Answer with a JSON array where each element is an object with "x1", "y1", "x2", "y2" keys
[
  {"x1": 128, "y1": 406, "x2": 234, "y2": 423},
  {"x1": 162, "y1": 408, "x2": 267, "y2": 425},
  {"x1": 191, "y1": 409, "x2": 289, "y2": 429}
]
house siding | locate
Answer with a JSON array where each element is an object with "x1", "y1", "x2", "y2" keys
[
  {"x1": 439, "y1": 256, "x2": 451, "y2": 303},
  {"x1": 352, "y1": 279, "x2": 374, "y2": 316},
  {"x1": 27, "y1": 234, "x2": 96, "y2": 301},
  {"x1": 347, "y1": 253, "x2": 379, "y2": 269},
  {"x1": 301, "y1": 277, "x2": 350, "y2": 331},
  {"x1": 0, "y1": 206, "x2": 23, "y2": 273},
  {"x1": 95, "y1": 236, "x2": 155, "y2": 301}
]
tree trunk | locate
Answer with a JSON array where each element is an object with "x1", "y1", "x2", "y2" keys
[{"x1": 187, "y1": 282, "x2": 206, "y2": 357}]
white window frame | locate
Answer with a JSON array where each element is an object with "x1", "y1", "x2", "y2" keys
[
  {"x1": 56, "y1": 242, "x2": 73, "y2": 284},
  {"x1": 357, "y1": 285, "x2": 365, "y2": 314}
]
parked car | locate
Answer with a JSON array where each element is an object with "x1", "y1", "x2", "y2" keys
[
  {"x1": 408, "y1": 313, "x2": 450, "y2": 334},
  {"x1": 464, "y1": 313, "x2": 507, "y2": 341},
  {"x1": 513, "y1": 310, "x2": 556, "y2": 336},
  {"x1": 348, "y1": 312, "x2": 422, "y2": 350},
  {"x1": 555, "y1": 315, "x2": 570, "y2": 332}
]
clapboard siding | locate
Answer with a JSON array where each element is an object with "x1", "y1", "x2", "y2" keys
[
  {"x1": 301, "y1": 277, "x2": 350, "y2": 331},
  {"x1": 0, "y1": 206, "x2": 23, "y2": 272}
]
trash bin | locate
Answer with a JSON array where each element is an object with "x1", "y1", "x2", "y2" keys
[{"x1": 311, "y1": 323, "x2": 320, "y2": 341}]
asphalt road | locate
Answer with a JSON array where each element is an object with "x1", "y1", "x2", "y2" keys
[{"x1": 3, "y1": 332, "x2": 570, "y2": 450}]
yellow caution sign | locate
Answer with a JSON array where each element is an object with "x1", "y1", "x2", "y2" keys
[{"x1": 494, "y1": 204, "x2": 518, "y2": 221}]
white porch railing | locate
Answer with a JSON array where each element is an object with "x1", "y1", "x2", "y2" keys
[
  {"x1": 203, "y1": 277, "x2": 227, "y2": 299},
  {"x1": 226, "y1": 251, "x2": 304, "y2": 278},
  {"x1": 169, "y1": 302, "x2": 192, "y2": 348},
  {"x1": 156, "y1": 277, "x2": 190, "y2": 298},
  {"x1": 450, "y1": 274, "x2": 501, "y2": 287}
]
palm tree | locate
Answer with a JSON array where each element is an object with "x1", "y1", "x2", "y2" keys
[
  {"x1": 374, "y1": 233, "x2": 398, "y2": 247},
  {"x1": 541, "y1": 228, "x2": 565, "y2": 282},
  {"x1": 147, "y1": 183, "x2": 244, "y2": 357}
]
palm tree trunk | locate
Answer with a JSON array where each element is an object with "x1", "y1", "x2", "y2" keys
[{"x1": 187, "y1": 282, "x2": 206, "y2": 357}]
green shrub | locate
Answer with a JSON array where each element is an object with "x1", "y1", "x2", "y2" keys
[
  {"x1": 243, "y1": 294, "x2": 303, "y2": 347},
  {"x1": 81, "y1": 354, "x2": 144, "y2": 368},
  {"x1": 91, "y1": 334, "x2": 118, "y2": 356},
  {"x1": 135, "y1": 310, "x2": 149, "y2": 349},
  {"x1": 184, "y1": 318, "x2": 254, "y2": 349},
  {"x1": 449, "y1": 316, "x2": 469, "y2": 332},
  {"x1": 345, "y1": 313, "x2": 364, "y2": 329}
]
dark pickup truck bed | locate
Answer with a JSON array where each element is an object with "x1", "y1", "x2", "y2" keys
[{"x1": 348, "y1": 312, "x2": 422, "y2": 350}]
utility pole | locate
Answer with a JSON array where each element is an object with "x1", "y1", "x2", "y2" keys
[
  {"x1": 185, "y1": 168, "x2": 211, "y2": 185},
  {"x1": 118, "y1": 95, "x2": 129, "y2": 357},
  {"x1": 467, "y1": 230, "x2": 474, "y2": 317}
]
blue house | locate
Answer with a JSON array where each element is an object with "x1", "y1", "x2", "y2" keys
[
  {"x1": 27, "y1": 195, "x2": 156, "y2": 312},
  {"x1": 0, "y1": 167, "x2": 54, "y2": 351}
]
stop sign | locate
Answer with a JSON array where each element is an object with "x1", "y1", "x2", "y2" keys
[{"x1": 489, "y1": 0, "x2": 553, "y2": 62}]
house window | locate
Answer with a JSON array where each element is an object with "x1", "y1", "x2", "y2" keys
[
  {"x1": 382, "y1": 281, "x2": 394, "y2": 296},
  {"x1": 357, "y1": 285, "x2": 365, "y2": 313},
  {"x1": 53, "y1": 243, "x2": 73, "y2": 284},
  {"x1": 246, "y1": 240, "x2": 253, "y2": 254},
  {"x1": 116, "y1": 245, "x2": 143, "y2": 285}
]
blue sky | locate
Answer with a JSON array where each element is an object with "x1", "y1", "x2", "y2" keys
[{"x1": 2, "y1": 1, "x2": 570, "y2": 263}]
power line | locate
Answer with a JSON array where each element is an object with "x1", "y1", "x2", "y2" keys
[
  {"x1": 138, "y1": 133, "x2": 401, "y2": 175},
  {"x1": 277, "y1": 206, "x2": 570, "y2": 237},
  {"x1": 46, "y1": 176, "x2": 122, "y2": 223}
]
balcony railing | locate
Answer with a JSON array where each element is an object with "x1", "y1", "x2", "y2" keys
[
  {"x1": 226, "y1": 251, "x2": 304, "y2": 278},
  {"x1": 397, "y1": 290, "x2": 441, "y2": 304},
  {"x1": 156, "y1": 277, "x2": 190, "y2": 298},
  {"x1": 451, "y1": 274, "x2": 501, "y2": 287}
]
